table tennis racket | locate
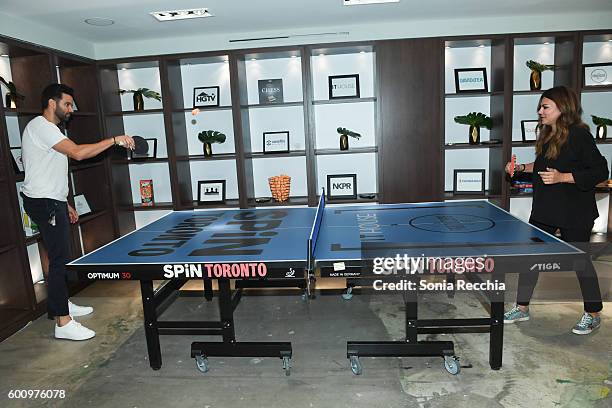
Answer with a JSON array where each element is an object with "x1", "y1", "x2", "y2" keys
[
  {"x1": 510, "y1": 154, "x2": 516, "y2": 177},
  {"x1": 132, "y1": 135, "x2": 149, "y2": 155}
]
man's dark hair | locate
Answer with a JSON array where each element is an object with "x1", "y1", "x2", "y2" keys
[{"x1": 41, "y1": 83, "x2": 74, "y2": 110}]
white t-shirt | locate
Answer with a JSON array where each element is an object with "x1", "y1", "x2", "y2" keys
[{"x1": 21, "y1": 116, "x2": 69, "y2": 201}]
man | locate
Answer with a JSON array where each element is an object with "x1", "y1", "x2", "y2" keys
[{"x1": 21, "y1": 83, "x2": 134, "y2": 341}]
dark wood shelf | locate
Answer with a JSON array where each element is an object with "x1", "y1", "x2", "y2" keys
[
  {"x1": 193, "y1": 199, "x2": 241, "y2": 209},
  {"x1": 595, "y1": 139, "x2": 612, "y2": 145},
  {"x1": 131, "y1": 202, "x2": 174, "y2": 211},
  {"x1": 2, "y1": 108, "x2": 40, "y2": 116},
  {"x1": 112, "y1": 157, "x2": 169, "y2": 164},
  {"x1": 77, "y1": 210, "x2": 110, "y2": 225},
  {"x1": 71, "y1": 111, "x2": 97, "y2": 117},
  {"x1": 248, "y1": 196, "x2": 309, "y2": 207},
  {"x1": 324, "y1": 194, "x2": 379, "y2": 204},
  {"x1": 25, "y1": 234, "x2": 42, "y2": 245},
  {"x1": 244, "y1": 101, "x2": 304, "y2": 109},
  {"x1": 315, "y1": 147, "x2": 378, "y2": 155},
  {"x1": 444, "y1": 191, "x2": 502, "y2": 200},
  {"x1": 513, "y1": 90, "x2": 544, "y2": 95},
  {"x1": 445, "y1": 92, "x2": 491, "y2": 98},
  {"x1": 510, "y1": 190, "x2": 533, "y2": 197},
  {"x1": 582, "y1": 85, "x2": 612, "y2": 93},
  {"x1": 444, "y1": 142, "x2": 502, "y2": 150},
  {"x1": 175, "y1": 106, "x2": 232, "y2": 113},
  {"x1": 246, "y1": 150, "x2": 306, "y2": 159},
  {"x1": 106, "y1": 109, "x2": 164, "y2": 116},
  {"x1": 186, "y1": 153, "x2": 237, "y2": 161},
  {"x1": 512, "y1": 141, "x2": 537, "y2": 147},
  {"x1": 312, "y1": 97, "x2": 376, "y2": 105}
]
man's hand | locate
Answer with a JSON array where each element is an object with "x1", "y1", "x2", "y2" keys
[
  {"x1": 114, "y1": 135, "x2": 135, "y2": 150},
  {"x1": 68, "y1": 204, "x2": 79, "y2": 224},
  {"x1": 538, "y1": 167, "x2": 568, "y2": 184}
]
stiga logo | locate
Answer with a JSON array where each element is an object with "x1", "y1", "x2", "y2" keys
[{"x1": 530, "y1": 263, "x2": 561, "y2": 271}]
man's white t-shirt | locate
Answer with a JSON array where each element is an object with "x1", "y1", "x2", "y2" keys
[{"x1": 21, "y1": 116, "x2": 69, "y2": 202}]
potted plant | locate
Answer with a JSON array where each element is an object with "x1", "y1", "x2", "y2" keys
[
  {"x1": 118, "y1": 88, "x2": 161, "y2": 111},
  {"x1": 592, "y1": 115, "x2": 612, "y2": 140},
  {"x1": 525, "y1": 60, "x2": 554, "y2": 91},
  {"x1": 336, "y1": 127, "x2": 361, "y2": 151},
  {"x1": 198, "y1": 130, "x2": 226, "y2": 157},
  {"x1": 453, "y1": 112, "x2": 492, "y2": 145},
  {"x1": 0, "y1": 76, "x2": 25, "y2": 109}
]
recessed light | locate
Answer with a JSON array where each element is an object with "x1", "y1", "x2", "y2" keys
[
  {"x1": 343, "y1": 0, "x2": 400, "y2": 5},
  {"x1": 478, "y1": 44, "x2": 485, "y2": 48},
  {"x1": 359, "y1": 50, "x2": 366, "y2": 54},
  {"x1": 121, "y1": 67, "x2": 127, "y2": 71},
  {"x1": 290, "y1": 55, "x2": 297, "y2": 58},
  {"x1": 319, "y1": 53, "x2": 325, "y2": 57},
  {"x1": 445, "y1": 46, "x2": 451, "y2": 49},
  {"x1": 84, "y1": 18, "x2": 115, "y2": 26},
  {"x1": 151, "y1": 8, "x2": 213, "y2": 21},
  {"x1": 0, "y1": 54, "x2": 8, "y2": 57},
  {"x1": 543, "y1": 41, "x2": 550, "y2": 45},
  {"x1": 250, "y1": 58, "x2": 256, "y2": 61}
]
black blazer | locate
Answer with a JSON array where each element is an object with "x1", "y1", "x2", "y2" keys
[{"x1": 530, "y1": 125, "x2": 609, "y2": 229}]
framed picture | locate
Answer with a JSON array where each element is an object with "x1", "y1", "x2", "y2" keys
[
  {"x1": 10, "y1": 147, "x2": 24, "y2": 173},
  {"x1": 197, "y1": 180, "x2": 226, "y2": 204},
  {"x1": 263, "y1": 131, "x2": 290, "y2": 154},
  {"x1": 130, "y1": 138, "x2": 157, "y2": 160},
  {"x1": 258, "y1": 79, "x2": 284, "y2": 104},
  {"x1": 520, "y1": 120, "x2": 540, "y2": 142},
  {"x1": 193, "y1": 86, "x2": 220, "y2": 108},
  {"x1": 73, "y1": 194, "x2": 92, "y2": 216},
  {"x1": 453, "y1": 169, "x2": 486, "y2": 195},
  {"x1": 583, "y1": 63, "x2": 612, "y2": 87},
  {"x1": 454, "y1": 68, "x2": 488, "y2": 93},
  {"x1": 327, "y1": 174, "x2": 357, "y2": 200},
  {"x1": 328, "y1": 74, "x2": 360, "y2": 99}
]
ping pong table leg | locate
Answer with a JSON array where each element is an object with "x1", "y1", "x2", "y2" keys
[
  {"x1": 489, "y1": 275, "x2": 505, "y2": 370},
  {"x1": 217, "y1": 279, "x2": 236, "y2": 342},
  {"x1": 140, "y1": 280, "x2": 162, "y2": 370},
  {"x1": 203, "y1": 279, "x2": 213, "y2": 301}
]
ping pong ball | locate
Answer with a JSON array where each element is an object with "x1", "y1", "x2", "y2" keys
[{"x1": 191, "y1": 108, "x2": 200, "y2": 116}]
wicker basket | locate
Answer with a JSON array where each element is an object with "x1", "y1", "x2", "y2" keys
[{"x1": 268, "y1": 174, "x2": 291, "y2": 202}]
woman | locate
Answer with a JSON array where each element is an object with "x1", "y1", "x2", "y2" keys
[{"x1": 504, "y1": 86, "x2": 609, "y2": 335}]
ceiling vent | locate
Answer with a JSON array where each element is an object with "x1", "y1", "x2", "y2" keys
[
  {"x1": 150, "y1": 8, "x2": 213, "y2": 22},
  {"x1": 343, "y1": 0, "x2": 399, "y2": 5}
]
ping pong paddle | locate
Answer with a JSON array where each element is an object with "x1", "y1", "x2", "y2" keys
[
  {"x1": 510, "y1": 154, "x2": 516, "y2": 177},
  {"x1": 132, "y1": 135, "x2": 149, "y2": 155}
]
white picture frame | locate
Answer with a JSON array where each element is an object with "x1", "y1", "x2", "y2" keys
[
  {"x1": 453, "y1": 169, "x2": 486, "y2": 195},
  {"x1": 327, "y1": 174, "x2": 357, "y2": 200},
  {"x1": 263, "y1": 131, "x2": 290, "y2": 154},
  {"x1": 583, "y1": 63, "x2": 612, "y2": 87},
  {"x1": 73, "y1": 194, "x2": 92, "y2": 216}
]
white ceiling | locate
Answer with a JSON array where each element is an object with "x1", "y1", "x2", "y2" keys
[
  {"x1": 0, "y1": 0, "x2": 611, "y2": 59},
  {"x1": 1, "y1": 0, "x2": 611, "y2": 42}
]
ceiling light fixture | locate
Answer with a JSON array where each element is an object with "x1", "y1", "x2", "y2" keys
[
  {"x1": 543, "y1": 41, "x2": 550, "y2": 45},
  {"x1": 478, "y1": 44, "x2": 485, "y2": 48},
  {"x1": 343, "y1": 0, "x2": 400, "y2": 5},
  {"x1": 84, "y1": 18, "x2": 115, "y2": 26},
  {"x1": 0, "y1": 54, "x2": 9, "y2": 57},
  {"x1": 151, "y1": 8, "x2": 213, "y2": 22}
]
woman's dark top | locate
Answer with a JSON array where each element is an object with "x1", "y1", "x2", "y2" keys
[{"x1": 531, "y1": 125, "x2": 609, "y2": 229}]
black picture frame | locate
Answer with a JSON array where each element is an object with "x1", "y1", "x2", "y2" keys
[
  {"x1": 327, "y1": 174, "x2": 357, "y2": 200},
  {"x1": 453, "y1": 169, "x2": 486, "y2": 195},
  {"x1": 520, "y1": 120, "x2": 540, "y2": 142},
  {"x1": 197, "y1": 180, "x2": 226, "y2": 204},
  {"x1": 583, "y1": 63, "x2": 612, "y2": 87},
  {"x1": 72, "y1": 194, "x2": 92, "y2": 216},
  {"x1": 130, "y1": 138, "x2": 157, "y2": 160},
  {"x1": 193, "y1": 86, "x2": 220, "y2": 108},
  {"x1": 10, "y1": 147, "x2": 24, "y2": 173},
  {"x1": 454, "y1": 68, "x2": 488, "y2": 93},
  {"x1": 328, "y1": 74, "x2": 361, "y2": 100},
  {"x1": 263, "y1": 131, "x2": 290, "y2": 154},
  {"x1": 258, "y1": 79, "x2": 284, "y2": 104}
]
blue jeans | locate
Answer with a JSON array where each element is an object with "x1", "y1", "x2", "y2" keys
[{"x1": 21, "y1": 194, "x2": 71, "y2": 319}]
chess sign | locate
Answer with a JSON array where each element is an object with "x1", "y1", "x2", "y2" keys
[
  {"x1": 327, "y1": 174, "x2": 357, "y2": 200},
  {"x1": 193, "y1": 86, "x2": 220, "y2": 108},
  {"x1": 198, "y1": 180, "x2": 226, "y2": 204},
  {"x1": 258, "y1": 79, "x2": 284, "y2": 104}
]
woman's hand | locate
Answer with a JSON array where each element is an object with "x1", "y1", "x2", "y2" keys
[
  {"x1": 504, "y1": 161, "x2": 514, "y2": 176},
  {"x1": 538, "y1": 167, "x2": 566, "y2": 184}
]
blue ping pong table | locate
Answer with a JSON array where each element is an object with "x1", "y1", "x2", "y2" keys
[{"x1": 67, "y1": 195, "x2": 586, "y2": 376}]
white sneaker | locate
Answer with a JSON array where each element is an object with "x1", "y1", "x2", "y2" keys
[
  {"x1": 68, "y1": 301, "x2": 93, "y2": 317},
  {"x1": 55, "y1": 319, "x2": 96, "y2": 341}
]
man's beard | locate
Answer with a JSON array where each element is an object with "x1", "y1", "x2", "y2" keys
[{"x1": 55, "y1": 108, "x2": 71, "y2": 123}]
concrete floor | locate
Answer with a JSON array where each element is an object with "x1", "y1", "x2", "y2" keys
[{"x1": 1, "y1": 260, "x2": 611, "y2": 408}]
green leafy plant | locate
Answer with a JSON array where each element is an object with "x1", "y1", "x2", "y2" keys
[
  {"x1": 336, "y1": 127, "x2": 361, "y2": 139},
  {"x1": 453, "y1": 112, "x2": 492, "y2": 129},
  {"x1": 591, "y1": 115, "x2": 612, "y2": 126},
  {"x1": 0, "y1": 76, "x2": 25, "y2": 100},
  {"x1": 526, "y1": 60, "x2": 554, "y2": 73},
  {"x1": 118, "y1": 87, "x2": 161, "y2": 101},
  {"x1": 198, "y1": 130, "x2": 227, "y2": 144}
]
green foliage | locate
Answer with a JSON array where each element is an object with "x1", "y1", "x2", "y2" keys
[
  {"x1": 336, "y1": 127, "x2": 361, "y2": 139},
  {"x1": 526, "y1": 60, "x2": 554, "y2": 72},
  {"x1": 0, "y1": 76, "x2": 25, "y2": 99},
  {"x1": 453, "y1": 112, "x2": 492, "y2": 129},
  {"x1": 198, "y1": 130, "x2": 227, "y2": 144},
  {"x1": 118, "y1": 87, "x2": 162, "y2": 101},
  {"x1": 592, "y1": 115, "x2": 612, "y2": 126}
]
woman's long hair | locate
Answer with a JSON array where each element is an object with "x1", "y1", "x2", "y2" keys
[{"x1": 535, "y1": 86, "x2": 588, "y2": 160}]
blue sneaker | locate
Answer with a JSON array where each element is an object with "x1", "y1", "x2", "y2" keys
[
  {"x1": 572, "y1": 312, "x2": 601, "y2": 335},
  {"x1": 504, "y1": 305, "x2": 530, "y2": 324}
]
